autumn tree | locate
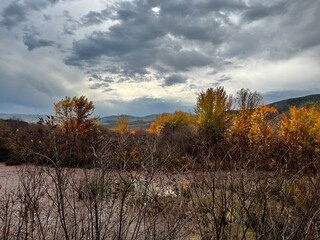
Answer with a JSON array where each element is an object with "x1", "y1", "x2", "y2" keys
[
  {"x1": 147, "y1": 111, "x2": 195, "y2": 134},
  {"x1": 54, "y1": 96, "x2": 99, "y2": 137},
  {"x1": 114, "y1": 115, "x2": 128, "y2": 134},
  {"x1": 228, "y1": 89, "x2": 264, "y2": 142},
  {"x1": 236, "y1": 88, "x2": 262, "y2": 112},
  {"x1": 195, "y1": 86, "x2": 233, "y2": 140},
  {"x1": 247, "y1": 106, "x2": 277, "y2": 144},
  {"x1": 279, "y1": 105, "x2": 320, "y2": 165}
]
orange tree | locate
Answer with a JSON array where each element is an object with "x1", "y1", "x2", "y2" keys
[
  {"x1": 54, "y1": 96, "x2": 99, "y2": 137},
  {"x1": 52, "y1": 96, "x2": 100, "y2": 166},
  {"x1": 279, "y1": 105, "x2": 320, "y2": 166}
]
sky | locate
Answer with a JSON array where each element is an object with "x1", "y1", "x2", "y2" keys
[{"x1": 0, "y1": 0, "x2": 319, "y2": 116}]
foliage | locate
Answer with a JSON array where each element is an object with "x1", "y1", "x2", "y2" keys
[
  {"x1": 1, "y1": 86, "x2": 320, "y2": 172},
  {"x1": 229, "y1": 105, "x2": 278, "y2": 145},
  {"x1": 147, "y1": 111, "x2": 195, "y2": 134},
  {"x1": 279, "y1": 105, "x2": 320, "y2": 165},
  {"x1": 54, "y1": 96, "x2": 99, "y2": 137},
  {"x1": 247, "y1": 106, "x2": 278, "y2": 145},
  {"x1": 195, "y1": 87, "x2": 233, "y2": 140},
  {"x1": 227, "y1": 101, "x2": 278, "y2": 169},
  {"x1": 114, "y1": 116, "x2": 128, "y2": 134}
]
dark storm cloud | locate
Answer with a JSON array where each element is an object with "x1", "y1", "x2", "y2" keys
[
  {"x1": 0, "y1": 0, "x2": 60, "y2": 29},
  {"x1": 164, "y1": 74, "x2": 188, "y2": 86},
  {"x1": 68, "y1": 0, "x2": 319, "y2": 81},
  {"x1": 65, "y1": 0, "x2": 245, "y2": 77}
]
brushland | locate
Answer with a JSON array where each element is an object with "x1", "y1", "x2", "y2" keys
[{"x1": 0, "y1": 89, "x2": 320, "y2": 239}]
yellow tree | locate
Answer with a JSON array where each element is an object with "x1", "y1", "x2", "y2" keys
[
  {"x1": 54, "y1": 96, "x2": 99, "y2": 136},
  {"x1": 279, "y1": 106, "x2": 320, "y2": 162},
  {"x1": 114, "y1": 116, "x2": 128, "y2": 134},
  {"x1": 195, "y1": 86, "x2": 233, "y2": 140},
  {"x1": 147, "y1": 111, "x2": 195, "y2": 134},
  {"x1": 228, "y1": 88, "x2": 263, "y2": 143},
  {"x1": 247, "y1": 105, "x2": 278, "y2": 145}
]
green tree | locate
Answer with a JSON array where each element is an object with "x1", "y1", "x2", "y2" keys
[{"x1": 195, "y1": 86, "x2": 233, "y2": 140}]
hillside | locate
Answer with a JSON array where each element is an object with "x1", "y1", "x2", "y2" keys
[
  {"x1": 269, "y1": 94, "x2": 320, "y2": 113},
  {"x1": 100, "y1": 114, "x2": 157, "y2": 129}
]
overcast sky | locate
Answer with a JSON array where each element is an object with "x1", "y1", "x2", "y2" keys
[{"x1": 0, "y1": 0, "x2": 319, "y2": 116}]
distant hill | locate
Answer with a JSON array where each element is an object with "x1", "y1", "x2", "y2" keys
[
  {"x1": 268, "y1": 94, "x2": 320, "y2": 114},
  {"x1": 0, "y1": 113, "x2": 158, "y2": 129},
  {"x1": 100, "y1": 114, "x2": 157, "y2": 129},
  {"x1": 0, "y1": 113, "x2": 47, "y2": 123}
]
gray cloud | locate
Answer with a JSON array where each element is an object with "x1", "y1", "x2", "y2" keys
[
  {"x1": 80, "y1": 9, "x2": 112, "y2": 26},
  {"x1": 65, "y1": 0, "x2": 231, "y2": 77},
  {"x1": 23, "y1": 33, "x2": 55, "y2": 51},
  {"x1": 22, "y1": 25, "x2": 55, "y2": 50},
  {"x1": 69, "y1": 0, "x2": 320, "y2": 82},
  {"x1": 1, "y1": 0, "x2": 320, "y2": 116},
  {"x1": 43, "y1": 14, "x2": 51, "y2": 21},
  {"x1": 62, "y1": 0, "x2": 320, "y2": 89},
  {"x1": 0, "y1": 2, "x2": 27, "y2": 29},
  {"x1": 62, "y1": 10, "x2": 80, "y2": 35},
  {"x1": 160, "y1": 50, "x2": 213, "y2": 71},
  {"x1": 216, "y1": 74, "x2": 232, "y2": 83},
  {"x1": 242, "y1": 1, "x2": 288, "y2": 22},
  {"x1": 164, "y1": 74, "x2": 188, "y2": 86},
  {"x1": 0, "y1": 0, "x2": 60, "y2": 29}
]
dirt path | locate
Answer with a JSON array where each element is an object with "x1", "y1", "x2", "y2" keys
[{"x1": 0, "y1": 163, "x2": 20, "y2": 191}]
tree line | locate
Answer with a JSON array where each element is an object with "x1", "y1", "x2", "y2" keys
[{"x1": 0, "y1": 87, "x2": 319, "y2": 172}]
